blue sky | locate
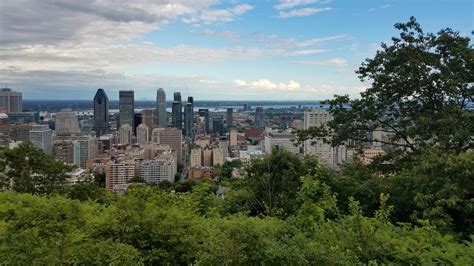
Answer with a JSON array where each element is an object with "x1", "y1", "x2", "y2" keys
[{"x1": 1, "y1": 0, "x2": 472, "y2": 100}]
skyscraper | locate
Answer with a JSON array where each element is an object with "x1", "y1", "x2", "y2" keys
[
  {"x1": 55, "y1": 108, "x2": 80, "y2": 135},
  {"x1": 93, "y1": 88, "x2": 109, "y2": 136},
  {"x1": 119, "y1": 124, "x2": 133, "y2": 145},
  {"x1": 141, "y1": 109, "x2": 155, "y2": 135},
  {"x1": 29, "y1": 125, "x2": 52, "y2": 155},
  {"x1": 137, "y1": 123, "x2": 149, "y2": 144},
  {"x1": 227, "y1": 108, "x2": 233, "y2": 131},
  {"x1": 0, "y1": 87, "x2": 22, "y2": 113},
  {"x1": 212, "y1": 117, "x2": 224, "y2": 135},
  {"x1": 198, "y1": 109, "x2": 210, "y2": 134},
  {"x1": 156, "y1": 88, "x2": 166, "y2": 128},
  {"x1": 119, "y1": 90, "x2": 134, "y2": 130},
  {"x1": 184, "y1": 96, "x2": 194, "y2": 138},
  {"x1": 171, "y1": 92, "x2": 182, "y2": 129},
  {"x1": 152, "y1": 127, "x2": 183, "y2": 163},
  {"x1": 255, "y1": 107, "x2": 264, "y2": 128}
]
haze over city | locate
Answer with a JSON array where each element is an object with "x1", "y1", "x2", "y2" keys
[{"x1": 1, "y1": 0, "x2": 471, "y2": 100}]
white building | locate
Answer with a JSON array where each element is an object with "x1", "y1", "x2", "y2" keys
[
  {"x1": 119, "y1": 124, "x2": 133, "y2": 144},
  {"x1": 229, "y1": 129, "x2": 238, "y2": 146},
  {"x1": 304, "y1": 108, "x2": 352, "y2": 168},
  {"x1": 55, "y1": 108, "x2": 80, "y2": 135},
  {"x1": 212, "y1": 148, "x2": 225, "y2": 166},
  {"x1": 138, "y1": 158, "x2": 176, "y2": 184},
  {"x1": 136, "y1": 123, "x2": 149, "y2": 144},
  {"x1": 264, "y1": 130, "x2": 300, "y2": 155},
  {"x1": 71, "y1": 134, "x2": 97, "y2": 168},
  {"x1": 29, "y1": 124, "x2": 52, "y2": 155}
]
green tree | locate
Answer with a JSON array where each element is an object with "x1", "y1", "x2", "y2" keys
[
  {"x1": 297, "y1": 17, "x2": 473, "y2": 163},
  {"x1": 0, "y1": 143, "x2": 73, "y2": 195},
  {"x1": 243, "y1": 149, "x2": 318, "y2": 217}
]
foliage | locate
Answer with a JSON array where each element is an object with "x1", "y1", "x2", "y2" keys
[
  {"x1": 0, "y1": 143, "x2": 73, "y2": 195},
  {"x1": 296, "y1": 17, "x2": 474, "y2": 162}
]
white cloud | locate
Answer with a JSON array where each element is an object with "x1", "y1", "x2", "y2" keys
[
  {"x1": 291, "y1": 58, "x2": 348, "y2": 67},
  {"x1": 234, "y1": 80, "x2": 248, "y2": 86},
  {"x1": 274, "y1": 0, "x2": 320, "y2": 10},
  {"x1": 182, "y1": 4, "x2": 253, "y2": 24},
  {"x1": 278, "y1": 7, "x2": 332, "y2": 18},
  {"x1": 236, "y1": 79, "x2": 302, "y2": 91},
  {"x1": 368, "y1": 4, "x2": 393, "y2": 12}
]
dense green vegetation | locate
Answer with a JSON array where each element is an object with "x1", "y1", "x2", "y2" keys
[{"x1": 0, "y1": 18, "x2": 473, "y2": 264}]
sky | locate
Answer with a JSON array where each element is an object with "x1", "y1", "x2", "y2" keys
[{"x1": 0, "y1": 0, "x2": 472, "y2": 101}]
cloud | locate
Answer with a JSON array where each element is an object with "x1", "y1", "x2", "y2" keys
[
  {"x1": 278, "y1": 7, "x2": 332, "y2": 18},
  {"x1": 181, "y1": 4, "x2": 253, "y2": 24},
  {"x1": 368, "y1": 4, "x2": 393, "y2": 12},
  {"x1": 274, "y1": 0, "x2": 321, "y2": 10},
  {"x1": 291, "y1": 58, "x2": 348, "y2": 67},
  {"x1": 235, "y1": 79, "x2": 301, "y2": 91},
  {"x1": 201, "y1": 29, "x2": 240, "y2": 40}
]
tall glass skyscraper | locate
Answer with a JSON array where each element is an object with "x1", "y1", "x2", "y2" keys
[
  {"x1": 184, "y1": 96, "x2": 194, "y2": 138},
  {"x1": 119, "y1": 90, "x2": 134, "y2": 130},
  {"x1": 255, "y1": 106, "x2": 264, "y2": 128},
  {"x1": 227, "y1": 108, "x2": 233, "y2": 131},
  {"x1": 172, "y1": 92, "x2": 182, "y2": 129},
  {"x1": 93, "y1": 88, "x2": 109, "y2": 136},
  {"x1": 156, "y1": 88, "x2": 166, "y2": 128}
]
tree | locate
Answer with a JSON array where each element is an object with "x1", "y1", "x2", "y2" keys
[
  {"x1": 297, "y1": 17, "x2": 473, "y2": 163},
  {"x1": 243, "y1": 149, "x2": 318, "y2": 217},
  {"x1": 0, "y1": 143, "x2": 73, "y2": 195}
]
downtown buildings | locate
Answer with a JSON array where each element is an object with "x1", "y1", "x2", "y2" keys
[
  {"x1": 93, "y1": 88, "x2": 109, "y2": 136},
  {"x1": 0, "y1": 87, "x2": 22, "y2": 113}
]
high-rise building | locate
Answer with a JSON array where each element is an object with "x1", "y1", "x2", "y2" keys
[
  {"x1": 212, "y1": 117, "x2": 224, "y2": 135},
  {"x1": 93, "y1": 88, "x2": 109, "y2": 136},
  {"x1": 141, "y1": 109, "x2": 154, "y2": 135},
  {"x1": 152, "y1": 127, "x2": 183, "y2": 163},
  {"x1": 137, "y1": 123, "x2": 149, "y2": 144},
  {"x1": 119, "y1": 90, "x2": 134, "y2": 130},
  {"x1": 55, "y1": 108, "x2": 80, "y2": 135},
  {"x1": 198, "y1": 109, "x2": 210, "y2": 134},
  {"x1": 190, "y1": 147, "x2": 202, "y2": 167},
  {"x1": 227, "y1": 108, "x2": 233, "y2": 131},
  {"x1": 106, "y1": 160, "x2": 137, "y2": 190},
  {"x1": 53, "y1": 140, "x2": 75, "y2": 164},
  {"x1": 139, "y1": 158, "x2": 176, "y2": 184},
  {"x1": 212, "y1": 148, "x2": 224, "y2": 166},
  {"x1": 119, "y1": 124, "x2": 133, "y2": 144},
  {"x1": 184, "y1": 97, "x2": 194, "y2": 138},
  {"x1": 230, "y1": 129, "x2": 238, "y2": 146},
  {"x1": 29, "y1": 124, "x2": 52, "y2": 155},
  {"x1": 264, "y1": 130, "x2": 300, "y2": 155},
  {"x1": 255, "y1": 107, "x2": 264, "y2": 128},
  {"x1": 0, "y1": 87, "x2": 22, "y2": 113},
  {"x1": 202, "y1": 147, "x2": 212, "y2": 167},
  {"x1": 303, "y1": 108, "x2": 352, "y2": 168},
  {"x1": 171, "y1": 92, "x2": 182, "y2": 129},
  {"x1": 156, "y1": 88, "x2": 166, "y2": 127},
  {"x1": 71, "y1": 134, "x2": 98, "y2": 168}
]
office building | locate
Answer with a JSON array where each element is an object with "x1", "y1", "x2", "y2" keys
[
  {"x1": 190, "y1": 147, "x2": 202, "y2": 167},
  {"x1": 212, "y1": 117, "x2": 224, "y2": 135},
  {"x1": 255, "y1": 107, "x2": 264, "y2": 128},
  {"x1": 264, "y1": 130, "x2": 300, "y2": 155},
  {"x1": 93, "y1": 88, "x2": 109, "y2": 136},
  {"x1": 171, "y1": 92, "x2": 182, "y2": 129},
  {"x1": 304, "y1": 108, "x2": 352, "y2": 168},
  {"x1": 106, "y1": 160, "x2": 137, "y2": 190},
  {"x1": 55, "y1": 108, "x2": 80, "y2": 135},
  {"x1": 202, "y1": 147, "x2": 212, "y2": 167},
  {"x1": 137, "y1": 123, "x2": 149, "y2": 144},
  {"x1": 141, "y1": 109, "x2": 154, "y2": 135},
  {"x1": 0, "y1": 87, "x2": 22, "y2": 113},
  {"x1": 119, "y1": 124, "x2": 133, "y2": 145},
  {"x1": 71, "y1": 134, "x2": 98, "y2": 168},
  {"x1": 53, "y1": 140, "x2": 75, "y2": 164},
  {"x1": 156, "y1": 88, "x2": 166, "y2": 127},
  {"x1": 29, "y1": 124, "x2": 52, "y2": 155},
  {"x1": 152, "y1": 127, "x2": 183, "y2": 163},
  {"x1": 119, "y1": 90, "x2": 134, "y2": 129},
  {"x1": 212, "y1": 148, "x2": 224, "y2": 166},
  {"x1": 7, "y1": 112, "x2": 39, "y2": 124},
  {"x1": 227, "y1": 108, "x2": 233, "y2": 131},
  {"x1": 198, "y1": 109, "x2": 210, "y2": 134},
  {"x1": 138, "y1": 158, "x2": 176, "y2": 184},
  {"x1": 230, "y1": 129, "x2": 238, "y2": 146},
  {"x1": 184, "y1": 97, "x2": 194, "y2": 138}
]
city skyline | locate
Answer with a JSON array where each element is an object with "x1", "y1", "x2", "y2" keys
[{"x1": 1, "y1": 0, "x2": 472, "y2": 101}]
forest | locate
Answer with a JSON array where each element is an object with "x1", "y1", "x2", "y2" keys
[{"x1": 1, "y1": 17, "x2": 473, "y2": 265}]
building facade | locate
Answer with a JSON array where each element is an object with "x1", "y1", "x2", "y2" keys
[
  {"x1": 93, "y1": 88, "x2": 109, "y2": 136},
  {"x1": 156, "y1": 88, "x2": 166, "y2": 128},
  {"x1": 0, "y1": 87, "x2": 22, "y2": 113},
  {"x1": 119, "y1": 90, "x2": 134, "y2": 129}
]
